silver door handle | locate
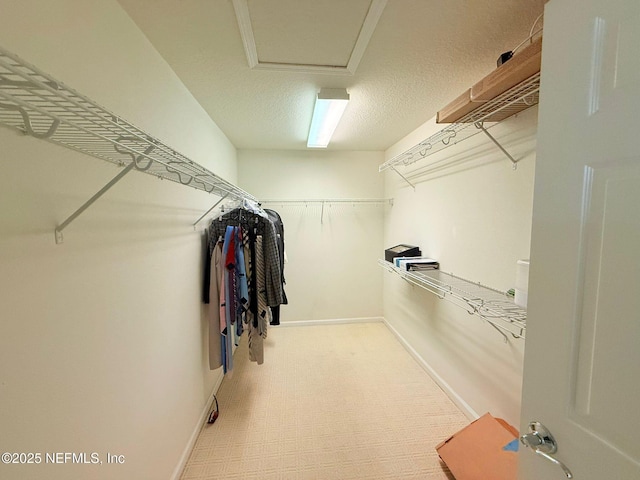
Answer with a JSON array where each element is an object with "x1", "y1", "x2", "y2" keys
[{"x1": 520, "y1": 421, "x2": 573, "y2": 479}]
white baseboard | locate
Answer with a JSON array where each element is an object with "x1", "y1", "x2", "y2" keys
[
  {"x1": 381, "y1": 317, "x2": 479, "y2": 421},
  {"x1": 277, "y1": 316, "x2": 384, "y2": 327},
  {"x1": 171, "y1": 370, "x2": 225, "y2": 480}
]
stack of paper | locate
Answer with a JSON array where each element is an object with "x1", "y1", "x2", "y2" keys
[{"x1": 394, "y1": 257, "x2": 439, "y2": 271}]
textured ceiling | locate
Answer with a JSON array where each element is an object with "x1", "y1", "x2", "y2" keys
[{"x1": 117, "y1": 0, "x2": 545, "y2": 151}]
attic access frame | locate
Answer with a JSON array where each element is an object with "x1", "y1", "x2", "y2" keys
[{"x1": 0, "y1": 46, "x2": 255, "y2": 244}]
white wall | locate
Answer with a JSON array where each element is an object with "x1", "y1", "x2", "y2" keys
[
  {"x1": 0, "y1": 2, "x2": 536, "y2": 475},
  {"x1": 382, "y1": 107, "x2": 537, "y2": 426},
  {"x1": 238, "y1": 149, "x2": 385, "y2": 322},
  {"x1": 0, "y1": 1, "x2": 235, "y2": 478}
]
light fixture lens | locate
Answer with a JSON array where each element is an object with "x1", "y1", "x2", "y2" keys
[{"x1": 307, "y1": 89, "x2": 349, "y2": 148}]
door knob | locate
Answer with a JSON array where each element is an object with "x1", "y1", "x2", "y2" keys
[{"x1": 520, "y1": 421, "x2": 573, "y2": 479}]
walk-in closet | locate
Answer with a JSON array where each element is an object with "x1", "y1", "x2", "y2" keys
[{"x1": 1, "y1": 1, "x2": 638, "y2": 479}]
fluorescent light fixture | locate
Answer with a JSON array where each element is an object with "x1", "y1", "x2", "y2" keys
[{"x1": 307, "y1": 88, "x2": 350, "y2": 148}]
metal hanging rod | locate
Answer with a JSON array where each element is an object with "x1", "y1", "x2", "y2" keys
[
  {"x1": 378, "y1": 259, "x2": 526, "y2": 341},
  {"x1": 379, "y1": 73, "x2": 540, "y2": 176},
  {"x1": 262, "y1": 199, "x2": 393, "y2": 225},
  {"x1": 261, "y1": 198, "x2": 393, "y2": 205},
  {"x1": 0, "y1": 46, "x2": 256, "y2": 243}
]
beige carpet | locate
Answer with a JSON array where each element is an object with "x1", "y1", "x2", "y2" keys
[{"x1": 180, "y1": 322, "x2": 468, "y2": 479}]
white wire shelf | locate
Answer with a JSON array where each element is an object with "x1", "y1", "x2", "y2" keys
[
  {"x1": 379, "y1": 73, "x2": 540, "y2": 173},
  {"x1": 378, "y1": 259, "x2": 526, "y2": 340},
  {"x1": 0, "y1": 46, "x2": 254, "y2": 201}
]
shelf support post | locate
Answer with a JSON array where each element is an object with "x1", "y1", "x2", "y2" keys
[
  {"x1": 390, "y1": 166, "x2": 416, "y2": 190},
  {"x1": 54, "y1": 162, "x2": 136, "y2": 244},
  {"x1": 193, "y1": 193, "x2": 229, "y2": 230},
  {"x1": 475, "y1": 123, "x2": 519, "y2": 169}
]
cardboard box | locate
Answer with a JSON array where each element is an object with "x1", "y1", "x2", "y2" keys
[
  {"x1": 436, "y1": 36, "x2": 542, "y2": 125},
  {"x1": 436, "y1": 413, "x2": 519, "y2": 480}
]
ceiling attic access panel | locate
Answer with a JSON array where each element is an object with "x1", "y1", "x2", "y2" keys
[{"x1": 233, "y1": 0, "x2": 387, "y2": 74}]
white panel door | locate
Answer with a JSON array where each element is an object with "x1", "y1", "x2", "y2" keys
[{"x1": 519, "y1": 0, "x2": 640, "y2": 479}]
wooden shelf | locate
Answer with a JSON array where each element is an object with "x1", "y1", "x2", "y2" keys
[
  {"x1": 470, "y1": 37, "x2": 542, "y2": 103},
  {"x1": 437, "y1": 37, "x2": 542, "y2": 124}
]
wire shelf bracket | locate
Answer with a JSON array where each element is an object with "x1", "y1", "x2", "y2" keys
[
  {"x1": 378, "y1": 259, "x2": 526, "y2": 341},
  {"x1": 0, "y1": 46, "x2": 256, "y2": 243},
  {"x1": 193, "y1": 193, "x2": 229, "y2": 231},
  {"x1": 390, "y1": 165, "x2": 416, "y2": 189},
  {"x1": 54, "y1": 162, "x2": 136, "y2": 244},
  {"x1": 476, "y1": 122, "x2": 519, "y2": 169}
]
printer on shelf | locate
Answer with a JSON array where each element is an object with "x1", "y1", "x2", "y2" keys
[{"x1": 385, "y1": 244, "x2": 421, "y2": 263}]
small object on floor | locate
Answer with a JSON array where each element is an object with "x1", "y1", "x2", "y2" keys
[{"x1": 207, "y1": 395, "x2": 219, "y2": 424}]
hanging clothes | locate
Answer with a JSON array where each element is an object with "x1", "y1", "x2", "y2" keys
[
  {"x1": 235, "y1": 226, "x2": 249, "y2": 325},
  {"x1": 221, "y1": 226, "x2": 235, "y2": 373},
  {"x1": 207, "y1": 241, "x2": 223, "y2": 370},
  {"x1": 207, "y1": 207, "x2": 283, "y2": 308},
  {"x1": 203, "y1": 204, "x2": 287, "y2": 371},
  {"x1": 264, "y1": 208, "x2": 287, "y2": 325}
]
